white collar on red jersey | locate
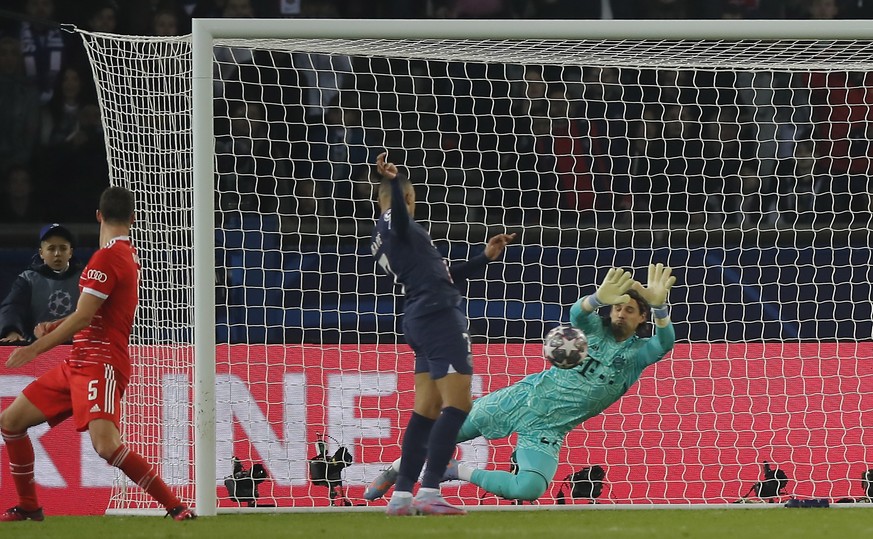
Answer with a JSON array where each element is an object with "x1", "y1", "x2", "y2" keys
[{"x1": 103, "y1": 235, "x2": 131, "y2": 248}]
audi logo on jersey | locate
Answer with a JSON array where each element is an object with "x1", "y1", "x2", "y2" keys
[{"x1": 86, "y1": 269, "x2": 108, "y2": 283}]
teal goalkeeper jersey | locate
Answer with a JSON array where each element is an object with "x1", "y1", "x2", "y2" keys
[{"x1": 510, "y1": 299, "x2": 676, "y2": 436}]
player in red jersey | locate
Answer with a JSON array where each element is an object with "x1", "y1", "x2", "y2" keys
[{"x1": 0, "y1": 186, "x2": 195, "y2": 522}]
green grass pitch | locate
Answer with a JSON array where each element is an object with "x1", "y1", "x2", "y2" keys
[{"x1": 2, "y1": 509, "x2": 872, "y2": 539}]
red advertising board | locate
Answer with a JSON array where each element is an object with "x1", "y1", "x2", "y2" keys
[{"x1": 1, "y1": 343, "x2": 872, "y2": 514}]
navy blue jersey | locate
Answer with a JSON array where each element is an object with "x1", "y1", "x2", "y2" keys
[{"x1": 371, "y1": 176, "x2": 489, "y2": 317}]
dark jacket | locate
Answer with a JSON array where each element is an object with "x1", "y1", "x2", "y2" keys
[{"x1": 0, "y1": 255, "x2": 83, "y2": 341}]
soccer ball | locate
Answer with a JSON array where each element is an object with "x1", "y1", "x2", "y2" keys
[{"x1": 543, "y1": 326, "x2": 588, "y2": 369}]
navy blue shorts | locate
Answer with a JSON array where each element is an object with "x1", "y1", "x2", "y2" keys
[{"x1": 403, "y1": 307, "x2": 473, "y2": 379}]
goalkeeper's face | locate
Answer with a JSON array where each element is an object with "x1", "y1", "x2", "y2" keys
[{"x1": 609, "y1": 298, "x2": 646, "y2": 341}]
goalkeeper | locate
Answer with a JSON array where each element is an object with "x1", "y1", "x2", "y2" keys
[{"x1": 365, "y1": 264, "x2": 676, "y2": 503}]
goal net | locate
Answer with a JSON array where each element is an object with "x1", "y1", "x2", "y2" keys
[{"x1": 79, "y1": 19, "x2": 873, "y2": 512}]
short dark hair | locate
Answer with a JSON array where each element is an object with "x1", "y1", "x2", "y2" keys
[
  {"x1": 99, "y1": 186, "x2": 135, "y2": 223},
  {"x1": 378, "y1": 174, "x2": 412, "y2": 204}
]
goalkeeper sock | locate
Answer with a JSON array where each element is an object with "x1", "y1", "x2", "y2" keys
[
  {"x1": 109, "y1": 444, "x2": 182, "y2": 510},
  {"x1": 420, "y1": 406, "x2": 467, "y2": 489},
  {"x1": 1, "y1": 429, "x2": 39, "y2": 511},
  {"x1": 395, "y1": 412, "x2": 435, "y2": 492}
]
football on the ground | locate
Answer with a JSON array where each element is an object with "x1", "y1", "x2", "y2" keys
[{"x1": 543, "y1": 325, "x2": 588, "y2": 369}]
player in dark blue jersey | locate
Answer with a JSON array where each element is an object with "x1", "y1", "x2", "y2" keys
[{"x1": 371, "y1": 152, "x2": 515, "y2": 515}]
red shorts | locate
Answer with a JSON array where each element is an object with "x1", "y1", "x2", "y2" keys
[{"x1": 23, "y1": 361, "x2": 128, "y2": 432}]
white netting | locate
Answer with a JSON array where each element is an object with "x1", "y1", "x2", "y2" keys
[
  {"x1": 218, "y1": 37, "x2": 873, "y2": 70},
  {"x1": 80, "y1": 24, "x2": 873, "y2": 510}
]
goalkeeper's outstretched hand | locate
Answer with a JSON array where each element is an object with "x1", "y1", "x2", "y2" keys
[
  {"x1": 632, "y1": 263, "x2": 676, "y2": 307},
  {"x1": 595, "y1": 268, "x2": 634, "y2": 305}
]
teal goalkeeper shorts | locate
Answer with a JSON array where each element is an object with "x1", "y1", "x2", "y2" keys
[{"x1": 457, "y1": 384, "x2": 566, "y2": 479}]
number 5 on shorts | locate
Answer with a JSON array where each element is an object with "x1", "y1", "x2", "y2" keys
[{"x1": 88, "y1": 379, "x2": 99, "y2": 401}]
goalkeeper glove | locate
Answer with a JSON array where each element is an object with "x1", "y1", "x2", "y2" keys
[
  {"x1": 588, "y1": 268, "x2": 634, "y2": 308},
  {"x1": 633, "y1": 263, "x2": 676, "y2": 319}
]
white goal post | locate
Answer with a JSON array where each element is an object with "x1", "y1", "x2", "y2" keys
[{"x1": 78, "y1": 18, "x2": 873, "y2": 516}]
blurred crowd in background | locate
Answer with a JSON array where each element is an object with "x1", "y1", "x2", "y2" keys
[{"x1": 1, "y1": 0, "x2": 873, "y2": 229}]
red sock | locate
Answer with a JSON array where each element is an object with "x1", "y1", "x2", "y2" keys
[
  {"x1": 1, "y1": 428, "x2": 39, "y2": 511},
  {"x1": 108, "y1": 444, "x2": 181, "y2": 510}
]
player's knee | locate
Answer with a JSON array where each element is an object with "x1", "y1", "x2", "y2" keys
[
  {"x1": 413, "y1": 401, "x2": 442, "y2": 420},
  {"x1": 92, "y1": 438, "x2": 122, "y2": 462},
  {"x1": 0, "y1": 410, "x2": 26, "y2": 434},
  {"x1": 512, "y1": 471, "x2": 549, "y2": 501},
  {"x1": 88, "y1": 419, "x2": 123, "y2": 462},
  {"x1": 94, "y1": 444, "x2": 117, "y2": 462}
]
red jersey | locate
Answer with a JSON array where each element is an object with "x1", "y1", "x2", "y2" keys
[{"x1": 69, "y1": 236, "x2": 139, "y2": 381}]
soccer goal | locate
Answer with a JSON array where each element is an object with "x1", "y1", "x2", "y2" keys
[{"x1": 79, "y1": 19, "x2": 873, "y2": 515}]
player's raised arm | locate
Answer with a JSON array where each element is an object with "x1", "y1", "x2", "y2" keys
[
  {"x1": 483, "y1": 233, "x2": 516, "y2": 261},
  {"x1": 375, "y1": 151, "x2": 412, "y2": 237},
  {"x1": 375, "y1": 151, "x2": 398, "y2": 180},
  {"x1": 632, "y1": 263, "x2": 676, "y2": 328},
  {"x1": 448, "y1": 232, "x2": 516, "y2": 282}
]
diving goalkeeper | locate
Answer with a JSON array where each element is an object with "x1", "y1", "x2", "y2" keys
[{"x1": 365, "y1": 264, "x2": 677, "y2": 503}]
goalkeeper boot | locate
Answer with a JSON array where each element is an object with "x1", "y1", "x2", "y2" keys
[
  {"x1": 441, "y1": 459, "x2": 460, "y2": 482},
  {"x1": 364, "y1": 465, "x2": 399, "y2": 501},
  {"x1": 0, "y1": 506, "x2": 45, "y2": 522},
  {"x1": 412, "y1": 490, "x2": 466, "y2": 516},
  {"x1": 385, "y1": 494, "x2": 416, "y2": 516}
]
